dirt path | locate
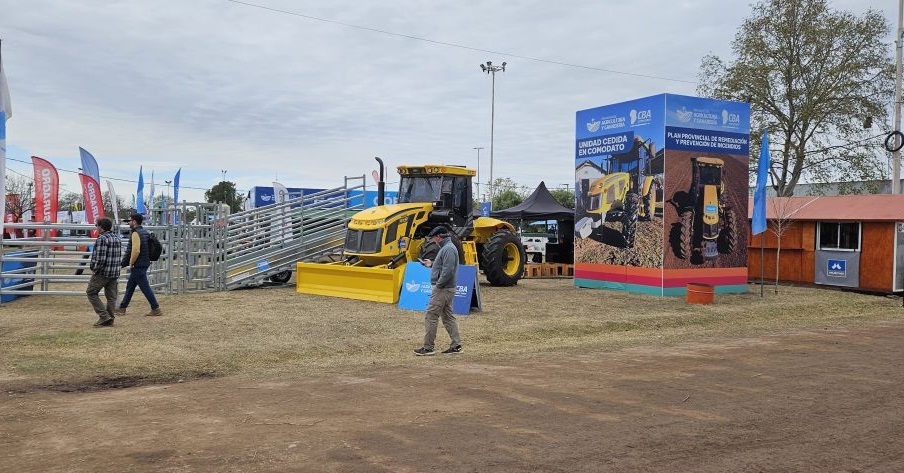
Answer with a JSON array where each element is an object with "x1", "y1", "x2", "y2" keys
[{"x1": 2, "y1": 319, "x2": 903, "y2": 472}]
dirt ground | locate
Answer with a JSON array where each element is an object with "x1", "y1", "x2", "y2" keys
[{"x1": 2, "y1": 318, "x2": 902, "y2": 472}]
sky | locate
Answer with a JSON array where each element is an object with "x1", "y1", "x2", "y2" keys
[{"x1": 0, "y1": 0, "x2": 895, "y2": 204}]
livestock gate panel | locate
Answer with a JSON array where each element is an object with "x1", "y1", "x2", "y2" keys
[{"x1": 0, "y1": 177, "x2": 363, "y2": 303}]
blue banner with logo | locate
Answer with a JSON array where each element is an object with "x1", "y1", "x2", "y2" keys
[
  {"x1": 664, "y1": 126, "x2": 750, "y2": 154},
  {"x1": 398, "y1": 263, "x2": 479, "y2": 315}
]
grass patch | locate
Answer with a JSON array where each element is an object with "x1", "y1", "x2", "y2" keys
[{"x1": 0, "y1": 279, "x2": 900, "y2": 390}]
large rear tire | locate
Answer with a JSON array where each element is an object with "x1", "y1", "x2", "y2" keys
[
  {"x1": 718, "y1": 207, "x2": 737, "y2": 254},
  {"x1": 269, "y1": 270, "x2": 292, "y2": 284},
  {"x1": 678, "y1": 210, "x2": 694, "y2": 260},
  {"x1": 420, "y1": 233, "x2": 465, "y2": 264},
  {"x1": 480, "y1": 230, "x2": 526, "y2": 286},
  {"x1": 621, "y1": 192, "x2": 639, "y2": 248}
]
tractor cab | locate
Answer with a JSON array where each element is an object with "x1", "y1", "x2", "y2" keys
[
  {"x1": 397, "y1": 165, "x2": 474, "y2": 231},
  {"x1": 693, "y1": 157, "x2": 724, "y2": 189}
]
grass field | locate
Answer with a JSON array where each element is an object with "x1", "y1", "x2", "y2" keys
[{"x1": 1, "y1": 279, "x2": 901, "y2": 390}]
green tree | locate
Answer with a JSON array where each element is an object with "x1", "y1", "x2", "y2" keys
[
  {"x1": 204, "y1": 181, "x2": 244, "y2": 213},
  {"x1": 697, "y1": 0, "x2": 893, "y2": 196},
  {"x1": 488, "y1": 178, "x2": 526, "y2": 210},
  {"x1": 492, "y1": 189, "x2": 524, "y2": 211},
  {"x1": 549, "y1": 188, "x2": 575, "y2": 209}
]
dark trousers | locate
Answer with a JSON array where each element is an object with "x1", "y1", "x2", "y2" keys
[
  {"x1": 119, "y1": 266, "x2": 159, "y2": 310},
  {"x1": 86, "y1": 274, "x2": 118, "y2": 319}
]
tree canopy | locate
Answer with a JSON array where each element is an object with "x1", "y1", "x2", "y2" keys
[
  {"x1": 204, "y1": 181, "x2": 244, "y2": 213},
  {"x1": 549, "y1": 188, "x2": 575, "y2": 209},
  {"x1": 698, "y1": 0, "x2": 893, "y2": 196}
]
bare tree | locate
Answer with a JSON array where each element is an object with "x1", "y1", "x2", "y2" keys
[
  {"x1": 767, "y1": 196, "x2": 820, "y2": 293},
  {"x1": 102, "y1": 190, "x2": 129, "y2": 220},
  {"x1": 4, "y1": 174, "x2": 35, "y2": 221}
]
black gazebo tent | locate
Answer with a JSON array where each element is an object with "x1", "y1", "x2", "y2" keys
[
  {"x1": 491, "y1": 182, "x2": 574, "y2": 263},
  {"x1": 491, "y1": 182, "x2": 574, "y2": 220}
]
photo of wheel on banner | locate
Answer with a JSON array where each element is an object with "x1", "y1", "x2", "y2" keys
[{"x1": 884, "y1": 130, "x2": 904, "y2": 152}]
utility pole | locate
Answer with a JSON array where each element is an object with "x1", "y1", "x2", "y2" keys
[
  {"x1": 894, "y1": 0, "x2": 904, "y2": 193},
  {"x1": 479, "y1": 60, "x2": 506, "y2": 201}
]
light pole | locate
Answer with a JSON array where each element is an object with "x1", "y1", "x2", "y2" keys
[
  {"x1": 473, "y1": 146, "x2": 484, "y2": 200},
  {"x1": 221, "y1": 170, "x2": 229, "y2": 209},
  {"x1": 165, "y1": 180, "x2": 172, "y2": 206},
  {"x1": 479, "y1": 60, "x2": 506, "y2": 201}
]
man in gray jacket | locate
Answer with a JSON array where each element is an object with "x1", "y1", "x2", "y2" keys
[{"x1": 414, "y1": 226, "x2": 462, "y2": 356}]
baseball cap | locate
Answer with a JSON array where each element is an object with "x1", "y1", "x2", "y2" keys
[{"x1": 427, "y1": 226, "x2": 448, "y2": 237}]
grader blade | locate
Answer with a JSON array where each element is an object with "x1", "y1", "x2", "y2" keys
[{"x1": 295, "y1": 262, "x2": 406, "y2": 303}]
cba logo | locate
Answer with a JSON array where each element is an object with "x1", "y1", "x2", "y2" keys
[
  {"x1": 676, "y1": 107, "x2": 692, "y2": 123},
  {"x1": 631, "y1": 109, "x2": 652, "y2": 125},
  {"x1": 405, "y1": 282, "x2": 422, "y2": 292},
  {"x1": 722, "y1": 109, "x2": 740, "y2": 126},
  {"x1": 586, "y1": 119, "x2": 601, "y2": 133}
]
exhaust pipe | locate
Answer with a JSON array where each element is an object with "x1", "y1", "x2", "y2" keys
[{"x1": 375, "y1": 157, "x2": 385, "y2": 206}]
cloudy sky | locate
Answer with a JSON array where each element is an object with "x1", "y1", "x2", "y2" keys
[{"x1": 0, "y1": 0, "x2": 893, "y2": 203}]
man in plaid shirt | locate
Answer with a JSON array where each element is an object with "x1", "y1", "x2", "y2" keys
[{"x1": 86, "y1": 217, "x2": 122, "y2": 327}]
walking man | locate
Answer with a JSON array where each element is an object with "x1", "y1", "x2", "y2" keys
[
  {"x1": 414, "y1": 226, "x2": 462, "y2": 356},
  {"x1": 86, "y1": 217, "x2": 122, "y2": 327},
  {"x1": 114, "y1": 213, "x2": 162, "y2": 316}
]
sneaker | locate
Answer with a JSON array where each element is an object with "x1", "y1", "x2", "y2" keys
[
  {"x1": 93, "y1": 317, "x2": 114, "y2": 327},
  {"x1": 145, "y1": 308, "x2": 163, "y2": 317},
  {"x1": 413, "y1": 347, "x2": 435, "y2": 356},
  {"x1": 113, "y1": 307, "x2": 126, "y2": 316},
  {"x1": 441, "y1": 345, "x2": 463, "y2": 355}
]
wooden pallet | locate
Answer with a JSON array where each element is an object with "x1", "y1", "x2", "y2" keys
[{"x1": 523, "y1": 263, "x2": 574, "y2": 279}]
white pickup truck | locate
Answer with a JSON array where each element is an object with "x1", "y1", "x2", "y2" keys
[{"x1": 521, "y1": 233, "x2": 553, "y2": 263}]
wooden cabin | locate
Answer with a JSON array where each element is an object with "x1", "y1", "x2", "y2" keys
[{"x1": 747, "y1": 195, "x2": 904, "y2": 293}]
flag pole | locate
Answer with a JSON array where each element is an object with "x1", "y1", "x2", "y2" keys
[{"x1": 760, "y1": 234, "x2": 764, "y2": 297}]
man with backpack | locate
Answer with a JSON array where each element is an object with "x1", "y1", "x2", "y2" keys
[{"x1": 114, "y1": 213, "x2": 163, "y2": 317}]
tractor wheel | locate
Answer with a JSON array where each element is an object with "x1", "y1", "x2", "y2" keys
[
  {"x1": 678, "y1": 210, "x2": 694, "y2": 259},
  {"x1": 269, "y1": 270, "x2": 292, "y2": 284},
  {"x1": 419, "y1": 233, "x2": 465, "y2": 264},
  {"x1": 419, "y1": 240, "x2": 439, "y2": 261},
  {"x1": 621, "y1": 192, "x2": 639, "y2": 248},
  {"x1": 480, "y1": 230, "x2": 526, "y2": 286},
  {"x1": 640, "y1": 194, "x2": 652, "y2": 221},
  {"x1": 718, "y1": 207, "x2": 737, "y2": 254}
]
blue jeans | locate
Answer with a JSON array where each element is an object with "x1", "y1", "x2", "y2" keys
[{"x1": 119, "y1": 266, "x2": 159, "y2": 310}]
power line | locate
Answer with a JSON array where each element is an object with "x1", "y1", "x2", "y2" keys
[
  {"x1": 4, "y1": 156, "x2": 215, "y2": 193},
  {"x1": 224, "y1": 0, "x2": 697, "y2": 85}
]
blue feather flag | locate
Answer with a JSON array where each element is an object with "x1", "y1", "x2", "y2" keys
[{"x1": 751, "y1": 131, "x2": 770, "y2": 235}]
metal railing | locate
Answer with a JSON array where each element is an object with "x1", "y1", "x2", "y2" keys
[{"x1": 0, "y1": 177, "x2": 364, "y2": 303}]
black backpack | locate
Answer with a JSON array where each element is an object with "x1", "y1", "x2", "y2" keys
[{"x1": 147, "y1": 232, "x2": 163, "y2": 261}]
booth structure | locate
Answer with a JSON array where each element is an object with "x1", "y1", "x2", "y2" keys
[
  {"x1": 573, "y1": 94, "x2": 750, "y2": 296},
  {"x1": 492, "y1": 181, "x2": 574, "y2": 265},
  {"x1": 747, "y1": 194, "x2": 904, "y2": 293}
]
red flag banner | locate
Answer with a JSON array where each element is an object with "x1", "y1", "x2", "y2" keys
[
  {"x1": 32, "y1": 156, "x2": 59, "y2": 235},
  {"x1": 79, "y1": 173, "x2": 105, "y2": 237}
]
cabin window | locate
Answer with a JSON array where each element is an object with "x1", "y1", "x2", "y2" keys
[{"x1": 818, "y1": 222, "x2": 860, "y2": 251}]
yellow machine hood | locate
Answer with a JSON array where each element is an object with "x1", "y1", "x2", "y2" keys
[{"x1": 349, "y1": 202, "x2": 430, "y2": 228}]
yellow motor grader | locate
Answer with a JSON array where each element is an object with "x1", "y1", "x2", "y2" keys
[{"x1": 296, "y1": 164, "x2": 526, "y2": 303}]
